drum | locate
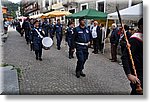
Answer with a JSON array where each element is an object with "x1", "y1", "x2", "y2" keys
[{"x1": 42, "y1": 37, "x2": 53, "y2": 50}]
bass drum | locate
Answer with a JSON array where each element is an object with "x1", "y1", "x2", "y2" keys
[{"x1": 42, "y1": 37, "x2": 53, "y2": 50}]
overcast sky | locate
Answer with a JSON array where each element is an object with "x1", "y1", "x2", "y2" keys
[{"x1": 8, "y1": 0, "x2": 21, "y2": 3}]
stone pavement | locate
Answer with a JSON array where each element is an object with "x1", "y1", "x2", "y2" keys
[{"x1": 2, "y1": 28, "x2": 131, "y2": 95}]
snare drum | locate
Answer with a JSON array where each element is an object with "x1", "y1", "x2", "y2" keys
[{"x1": 42, "y1": 37, "x2": 53, "y2": 50}]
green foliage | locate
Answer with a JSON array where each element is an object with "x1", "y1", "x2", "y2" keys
[
  {"x1": 0, "y1": 63, "x2": 15, "y2": 67},
  {"x1": 2, "y1": 0, "x2": 19, "y2": 18}
]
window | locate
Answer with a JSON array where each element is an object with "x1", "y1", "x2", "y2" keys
[
  {"x1": 69, "y1": 9, "x2": 75, "y2": 14},
  {"x1": 43, "y1": 0, "x2": 45, "y2": 7},
  {"x1": 69, "y1": 8, "x2": 76, "y2": 23},
  {"x1": 46, "y1": 0, "x2": 49, "y2": 7},
  {"x1": 96, "y1": 0, "x2": 105, "y2": 12},
  {"x1": 80, "y1": 3, "x2": 88, "y2": 11},
  {"x1": 60, "y1": 9, "x2": 65, "y2": 21},
  {"x1": 131, "y1": 2, "x2": 139, "y2": 6}
]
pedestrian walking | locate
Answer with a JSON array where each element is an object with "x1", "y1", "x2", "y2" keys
[
  {"x1": 66, "y1": 21, "x2": 75, "y2": 59},
  {"x1": 91, "y1": 21, "x2": 101, "y2": 54},
  {"x1": 49, "y1": 19, "x2": 54, "y2": 40},
  {"x1": 121, "y1": 18, "x2": 143, "y2": 95},
  {"x1": 29, "y1": 19, "x2": 35, "y2": 51},
  {"x1": 54, "y1": 19, "x2": 63, "y2": 50},
  {"x1": 42, "y1": 18, "x2": 49, "y2": 37},
  {"x1": 31, "y1": 20, "x2": 45, "y2": 61},
  {"x1": 22, "y1": 17, "x2": 31, "y2": 44},
  {"x1": 72, "y1": 17, "x2": 92, "y2": 78},
  {"x1": 3, "y1": 19, "x2": 9, "y2": 34},
  {"x1": 15, "y1": 20, "x2": 21, "y2": 35},
  {"x1": 109, "y1": 23, "x2": 119, "y2": 62}
]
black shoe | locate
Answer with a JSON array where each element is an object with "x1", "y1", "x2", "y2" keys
[
  {"x1": 76, "y1": 71, "x2": 80, "y2": 78},
  {"x1": 94, "y1": 52, "x2": 98, "y2": 54},
  {"x1": 92, "y1": 51, "x2": 95, "y2": 53},
  {"x1": 111, "y1": 60, "x2": 117, "y2": 62},
  {"x1": 69, "y1": 56, "x2": 71, "y2": 59},
  {"x1": 109, "y1": 58, "x2": 113, "y2": 60},
  {"x1": 80, "y1": 71, "x2": 86, "y2": 77},
  {"x1": 57, "y1": 47, "x2": 61, "y2": 50},
  {"x1": 39, "y1": 58, "x2": 42, "y2": 61},
  {"x1": 36, "y1": 57, "x2": 38, "y2": 60}
]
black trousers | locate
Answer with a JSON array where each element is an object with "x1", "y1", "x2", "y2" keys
[
  {"x1": 93, "y1": 38, "x2": 99, "y2": 53},
  {"x1": 25, "y1": 29, "x2": 30, "y2": 44},
  {"x1": 121, "y1": 45, "x2": 126, "y2": 54},
  {"x1": 35, "y1": 49, "x2": 42, "y2": 58},
  {"x1": 111, "y1": 44, "x2": 117, "y2": 61},
  {"x1": 68, "y1": 39, "x2": 74, "y2": 57},
  {"x1": 56, "y1": 33, "x2": 62, "y2": 49},
  {"x1": 76, "y1": 45, "x2": 89, "y2": 72}
]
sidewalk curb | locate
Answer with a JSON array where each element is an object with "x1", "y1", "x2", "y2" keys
[{"x1": 0, "y1": 66, "x2": 20, "y2": 95}]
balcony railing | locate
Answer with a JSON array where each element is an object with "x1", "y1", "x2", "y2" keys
[{"x1": 62, "y1": 0, "x2": 78, "y2": 7}]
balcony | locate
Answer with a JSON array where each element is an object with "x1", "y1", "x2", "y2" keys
[
  {"x1": 23, "y1": 1, "x2": 34, "y2": 8},
  {"x1": 62, "y1": 0, "x2": 78, "y2": 7},
  {"x1": 24, "y1": 5, "x2": 39, "y2": 14}
]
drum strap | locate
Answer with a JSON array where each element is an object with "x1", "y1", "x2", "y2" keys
[{"x1": 35, "y1": 29, "x2": 43, "y2": 39}]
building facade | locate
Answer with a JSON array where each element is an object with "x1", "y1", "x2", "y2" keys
[
  {"x1": 21, "y1": 0, "x2": 142, "y2": 20},
  {"x1": 21, "y1": 0, "x2": 40, "y2": 16}
]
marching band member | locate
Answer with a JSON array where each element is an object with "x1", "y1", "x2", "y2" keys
[
  {"x1": 72, "y1": 17, "x2": 92, "y2": 78},
  {"x1": 31, "y1": 20, "x2": 45, "y2": 61}
]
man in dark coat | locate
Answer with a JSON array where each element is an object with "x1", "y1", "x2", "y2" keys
[
  {"x1": 49, "y1": 19, "x2": 54, "y2": 40},
  {"x1": 110, "y1": 23, "x2": 119, "y2": 62},
  {"x1": 66, "y1": 21, "x2": 75, "y2": 59},
  {"x1": 72, "y1": 17, "x2": 92, "y2": 78},
  {"x1": 42, "y1": 18, "x2": 49, "y2": 37},
  {"x1": 54, "y1": 19, "x2": 63, "y2": 50},
  {"x1": 121, "y1": 18, "x2": 143, "y2": 95},
  {"x1": 22, "y1": 17, "x2": 31, "y2": 44}
]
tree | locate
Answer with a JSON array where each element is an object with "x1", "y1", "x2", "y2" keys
[{"x1": 2, "y1": 0, "x2": 19, "y2": 18}]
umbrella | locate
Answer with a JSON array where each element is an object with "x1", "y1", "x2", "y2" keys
[
  {"x1": 42, "y1": 11, "x2": 71, "y2": 18},
  {"x1": 66, "y1": 9, "x2": 107, "y2": 20}
]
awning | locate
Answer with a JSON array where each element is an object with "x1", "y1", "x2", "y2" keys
[
  {"x1": 42, "y1": 11, "x2": 71, "y2": 18},
  {"x1": 30, "y1": 13, "x2": 44, "y2": 19},
  {"x1": 66, "y1": 9, "x2": 107, "y2": 20}
]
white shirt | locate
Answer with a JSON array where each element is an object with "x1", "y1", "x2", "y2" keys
[{"x1": 92, "y1": 26, "x2": 97, "y2": 38}]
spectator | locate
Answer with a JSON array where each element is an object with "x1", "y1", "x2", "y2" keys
[{"x1": 109, "y1": 23, "x2": 119, "y2": 62}]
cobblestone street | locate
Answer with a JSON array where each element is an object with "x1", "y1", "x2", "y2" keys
[{"x1": 2, "y1": 28, "x2": 131, "y2": 95}]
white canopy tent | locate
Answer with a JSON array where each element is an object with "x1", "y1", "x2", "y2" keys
[{"x1": 107, "y1": 3, "x2": 143, "y2": 21}]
